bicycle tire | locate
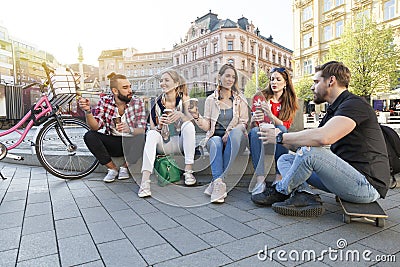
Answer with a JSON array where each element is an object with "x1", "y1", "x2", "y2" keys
[{"x1": 35, "y1": 117, "x2": 99, "y2": 179}]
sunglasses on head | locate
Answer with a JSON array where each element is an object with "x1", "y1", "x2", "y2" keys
[{"x1": 270, "y1": 67, "x2": 286, "y2": 73}]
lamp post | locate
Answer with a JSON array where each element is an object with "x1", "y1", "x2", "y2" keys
[{"x1": 255, "y1": 27, "x2": 260, "y2": 91}]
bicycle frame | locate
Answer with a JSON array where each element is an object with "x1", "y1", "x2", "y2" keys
[{"x1": 0, "y1": 94, "x2": 54, "y2": 150}]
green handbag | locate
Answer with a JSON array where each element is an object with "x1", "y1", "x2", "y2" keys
[{"x1": 154, "y1": 155, "x2": 182, "y2": 186}]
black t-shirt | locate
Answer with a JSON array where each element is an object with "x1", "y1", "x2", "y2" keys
[{"x1": 319, "y1": 90, "x2": 390, "y2": 198}]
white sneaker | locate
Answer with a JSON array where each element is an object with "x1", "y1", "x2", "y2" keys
[
  {"x1": 138, "y1": 180, "x2": 151, "y2": 198},
  {"x1": 211, "y1": 178, "x2": 227, "y2": 203},
  {"x1": 103, "y1": 169, "x2": 118, "y2": 183},
  {"x1": 118, "y1": 167, "x2": 130, "y2": 180},
  {"x1": 183, "y1": 170, "x2": 196, "y2": 186},
  {"x1": 251, "y1": 181, "x2": 266, "y2": 195},
  {"x1": 204, "y1": 181, "x2": 214, "y2": 196}
]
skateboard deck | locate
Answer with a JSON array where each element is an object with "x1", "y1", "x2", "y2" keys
[{"x1": 338, "y1": 198, "x2": 387, "y2": 227}]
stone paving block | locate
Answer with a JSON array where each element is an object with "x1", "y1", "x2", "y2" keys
[
  {"x1": 22, "y1": 214, "x2": 54, "y2": 235},
  {"x1": 0, "y1": 226, "x2": 21, "y2": 251},
  {"x1": 80, "y1": 206, "x2": 112, "y2": 223},
  {"x1": 70, "y1": 188, "x2": 95, "y2": 198},
  {"x1": 97, "y1": 239, "x2": 147, "y2": 267},
  {"x1": 159, "y1": 226, "x2": 210, "y2": 255},
  {"x1": 98, "y1": 197, "x2": 130, "y2": 212},
  {"x1": 115, "y1": 191, "x2": 139, "y2": 203},
  {"x1": 92, "y1": 188, "x2": 119, "y2": 201},
  {"x1": 0, "y1": 199, "x2": 26, "y2": 214},
  {"x1": 58, "y1": 234, "x2": 100, "y2": 266},
  {"x1": 245, "y1": 218, "x2": 281, "y2": 232},
  {"x1": 140, "y1": 212, "x2": 180, "y2": 231},
  {"x1": 248, "y1": 207, "x2": 303, "y2": 227},
  {"x1": 0, "y1": 211, "x2": 24, "y2": 230},
  {"x1": 3, "y1": 191, "x2": 27, "y2": 202},
  {"x1": 188, "y1": 206, "x2": 225, "y2": 220},
  {"x1": 215, "y1": 204, "x2": 259, "y2": 223},
  {"x1": 77, "y1": 260, "x2": 105, "y2": 267},
  {"x1": 198, "y1": 229, "x2": 236, "y2": 246},
  {"x1": 0, "y1": 249, "x2": 18, "y2": 267},
  {"x1": 173, "y1": 213, "x2": 218, "y2": 235},
  {"x1": 53, "y1": 204, "x2": 81, "y2": 221},
  {"x1": 359, "y1": 229, "x2": 400, "y2": 255},
  {"x1": 154, "y1": 248, "x2": 232, "y2": 267},
  {"x1": 55, "y1": 217, "x2": 89, "y2": 239},
  {"x1": 66, "y1": 179, "x2": 88, "y2": 189},
  {"x1": 109, "y1": 209, "x2": 145, "y2": 228},
  {"x1": 208, "y1": 215, "x2": 258, "y2": 239},
  {"x1": 87, "y1": 220, "x2": 125, "y2": 244},
  {"x1": 139, "y1": 243, "x2": 181, "y2": 265},
  {"x1": 123, "y1": 223, "x2": 165, "y2": 250},
  {"x1": 266, "y1": 221, "x2": 330, "y2": 244},
  {"x1": 18, "y1": 230, "x2": 57, "y2": 262},
  {"x1": 27, "y1": 192, "x2": 50, "y2": 204},
  {"x1": 217, "y1": 233, "x2": 282, "y2": 261},
  {"x1": 127, "y1": 199, "x2": 159, "y2": 215},
  {"x1": 74, "y1": 195, "x2": 102, "y2": 209},
  {"x1": 25, "y1": 201, "x2": 52, "y2": 217},
  {"x1": 105, "y1": 182, "x2": 135, "y2": 194},
  {"x1": 16, "y1": 254, "x2": 60, "y2": 267},
  {"x1": 153, "y1": 202, "x2": 192, "y2": 218}
]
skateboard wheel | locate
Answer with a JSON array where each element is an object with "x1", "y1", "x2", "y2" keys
[
  {"x1": 343, "y1": 214, "x2": 351, "y2": 224},
  {"x1": 376, "y1": 218, "x2": 385, "y2": 228}
]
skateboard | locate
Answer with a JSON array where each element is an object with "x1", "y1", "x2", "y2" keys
[{"x1": 338, "y1": 197, "x2": 388, "y2": 227}]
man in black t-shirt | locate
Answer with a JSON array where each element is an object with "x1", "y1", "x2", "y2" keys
[{"x1": 253, "y1": 61, "x2": 390, "y2": 217}]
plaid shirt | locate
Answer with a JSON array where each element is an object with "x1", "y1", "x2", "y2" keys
[{"x1": 93, "y1": 94, "x2": 147, "y2": 135}]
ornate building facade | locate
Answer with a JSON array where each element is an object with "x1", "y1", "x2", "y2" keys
[{"x1": 292, "y1": 0, "x2": 400, "y2": 82}]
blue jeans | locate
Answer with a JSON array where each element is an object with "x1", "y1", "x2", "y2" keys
[
  {"x1": 248, "y1": 125, "x2": 288, "y2": 176},
  {"x1": 276, "y1": 146, "x2": 380, "y2": 203},
  {"x1": 207, "y1": 127, "x2": 247, "y2": 181}
]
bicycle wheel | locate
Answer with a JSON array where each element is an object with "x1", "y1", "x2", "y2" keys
[{"x1": 36, "y1": 117, "x2": 99, "y2": 179}]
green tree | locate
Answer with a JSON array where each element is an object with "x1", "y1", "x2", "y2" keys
[
  {"x1": 294, "y1": 75, "x2": 314, "y2": 101},
  {"x1": 325, "y1": 15, "x2": 400, "y2": 98},
  {"x1": 244, "y1": 68, "x2": 269, "y2": 98},
  {"x1": 189, "y1": 83, "x2": 206, "y2": 98}
]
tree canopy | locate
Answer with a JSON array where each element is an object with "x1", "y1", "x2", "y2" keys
[
  {"x1": 325, "y1": 15, "x2": 400, "y2": 98},
  {"x1": 294, "y1": 75, "x2": 314, "y2": 101},
  {"x1": 244, "y1": 68, "x2": 269, "y2": 98}
]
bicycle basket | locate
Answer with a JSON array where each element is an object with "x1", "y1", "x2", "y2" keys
[{"x1": 49, "y1": 67, "x2": 78, "y2": 107}]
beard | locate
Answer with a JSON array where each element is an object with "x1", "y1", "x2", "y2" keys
[
  {"x1": 117, "y1": 93, "x2": 132, "y2": 103},
  {"x1": 313, "y1": 92, "x2": 326, "y2": 105}
]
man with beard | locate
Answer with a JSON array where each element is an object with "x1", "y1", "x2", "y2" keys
[
  {"x1": 79, "y1": 72, "x2": 147, "y2": 182},
  {"x1": 255, "y1": 61, "x2": 390, "y2": 217}
]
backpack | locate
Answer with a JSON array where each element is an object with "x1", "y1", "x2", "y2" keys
[{"x1": 380, "y1": 124, "x2": 400, "y2": 188}]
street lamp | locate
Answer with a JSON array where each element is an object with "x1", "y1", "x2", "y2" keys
[{"x1": 255, "y1": 27, "x2": 260, "y2": 91}]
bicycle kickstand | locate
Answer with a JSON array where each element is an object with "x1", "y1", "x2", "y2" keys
[{"x1": 0, "y1": 171, "x2": 6, "y2": 180}]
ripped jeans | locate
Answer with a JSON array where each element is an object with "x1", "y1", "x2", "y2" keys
[{"x1": 276, "y1": 146, "x2": 380, "y2": 203}]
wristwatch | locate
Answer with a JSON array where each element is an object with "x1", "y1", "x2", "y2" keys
[
  {"x1": 84, "y1": 110, "x2": 92, "y2": 115},
  {"x1": 276, "y1": 132, "x2": 284, "y2": 144}
]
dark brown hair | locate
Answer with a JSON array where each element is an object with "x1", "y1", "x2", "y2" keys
[
  {"x1": 314, "y1": 61, "x2": 351, "y2": 88},
  {"x1": 107, "y1": 72, "x2": 127, "y2": 90}
]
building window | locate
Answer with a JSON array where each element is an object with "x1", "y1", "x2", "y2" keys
[
  {"x1": 324, "y1": 0, "x2": 332, "y2": 12},
  {"x1": 324, "y1": 25, "x2": 332, "y2": 41},
  {"x1": 213, "y1": 43, "x2": 218, "y2": 53},
  {"x1": 150, "y1": 81, "x2": 154, "y2": 89},
  {"x1": 241, "y1": 60, "x2": 245, "y2": 70},
  {"x1": 227, "y1": 41, "x2": 233, "y2": 51},
  {"x1": 335, "y1": 0, "x2": 344, "y2": 6},
  {"x1": 283, "y1": 58, "x2": 287, "y2": 67},
  {"x1": 184, "y1": 70, "x2": 189, "y2": 79},
  {"x1": 384, "y1": 0, "x2": 395, "y2": 21},
  {"x1": 202, "y1": 64, "x2": 208, "y2": 75},
  {"x1": 304, "y1": 60, "x2": 313, "y2": 75},
  {"x1": 192, "y1": 67, "x2": 198, "y2": 78},
  {"x1": 303, "y1": 32, "x2": 312, "y2": 48},
  {"x1": 176, "y1": 58, "x2": 179, "y2": 65},
  {"x1": 183, "y1": 54, "x2": 188, "y2": 63},
  {"x1": 251, "y1": 45, "x2": 254, "y2": 55},
  {"x1": 272, "y1": 54, "x2": 276, "y2": 63},
  {"x1": 119, "y1": 63, "x2": 123, "y2": 69},
  {"x1": 141, "y1": 69, "x2": 145, "y2": 76},
  {"x1": 149, "y1": 69, "x2": 153, "y2": 75},
  {"x1": 192, "y1": 51, "x2": 197, "y2": 61},
  {"x1": 134, "y1": 70, "x2": 137, "y2": 77},
  {"x1": 227, "y1": 59, "x2": 234, "y2": 65},
  {"x1": 240, "y1": 42, "x2": 244, "y2": 51},
  {"x1": 278, "y1": 56, "x2": 281, "y2": 65},
  {"x1": 336, "y1": 20, "x2": 344, "y2": 37},
  {"x1": 302, "y1": 5, "x2": 312, "y2": 21},
  {"x1": 214, "y1": 61, "x2": 218, "y2": 72},
  {"x1": 202, "y1": 47, "x2": 207, "y2": 57}
]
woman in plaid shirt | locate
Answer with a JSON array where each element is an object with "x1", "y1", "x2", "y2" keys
[{"x1": 78, "y1": 72, "x2": 147, "y2": 182}]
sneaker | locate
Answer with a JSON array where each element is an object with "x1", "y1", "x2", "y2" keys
[
  {"x1": 211, "y1": 178, "x2": 227, "y2": 203},
  {"x1": 138, "y1": 180, "x2": 151, "y2": 198},
  {"x1": 183, "y1": 170, "x2": 196, "y2": 186},
  {"x1": 251, "y1": 181, "x2": 266, "y2": 195},
  {"x1": 204, "y1": 181, "x2": 214, "y2": 196},
  {"x1": 272, "y1": 191, "x2": 325, "y2": 217},
  {"x1": 251, "y1": 183, "x2": 289, "y2": 206},
  {"x1": 103, "y1": 169, "x2": 118, "y2": 183},
  {"x1": 118, "y1": 166, "x2": 130, "y2": 180}
]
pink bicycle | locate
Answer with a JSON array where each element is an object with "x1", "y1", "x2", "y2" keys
[{"x1": 0, "y1": 63, "x2": 99, "y2": 179}]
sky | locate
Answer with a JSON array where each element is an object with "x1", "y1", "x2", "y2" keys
[{"x1": 0, "y1": 0, "x2": 293, "y2": 67}]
